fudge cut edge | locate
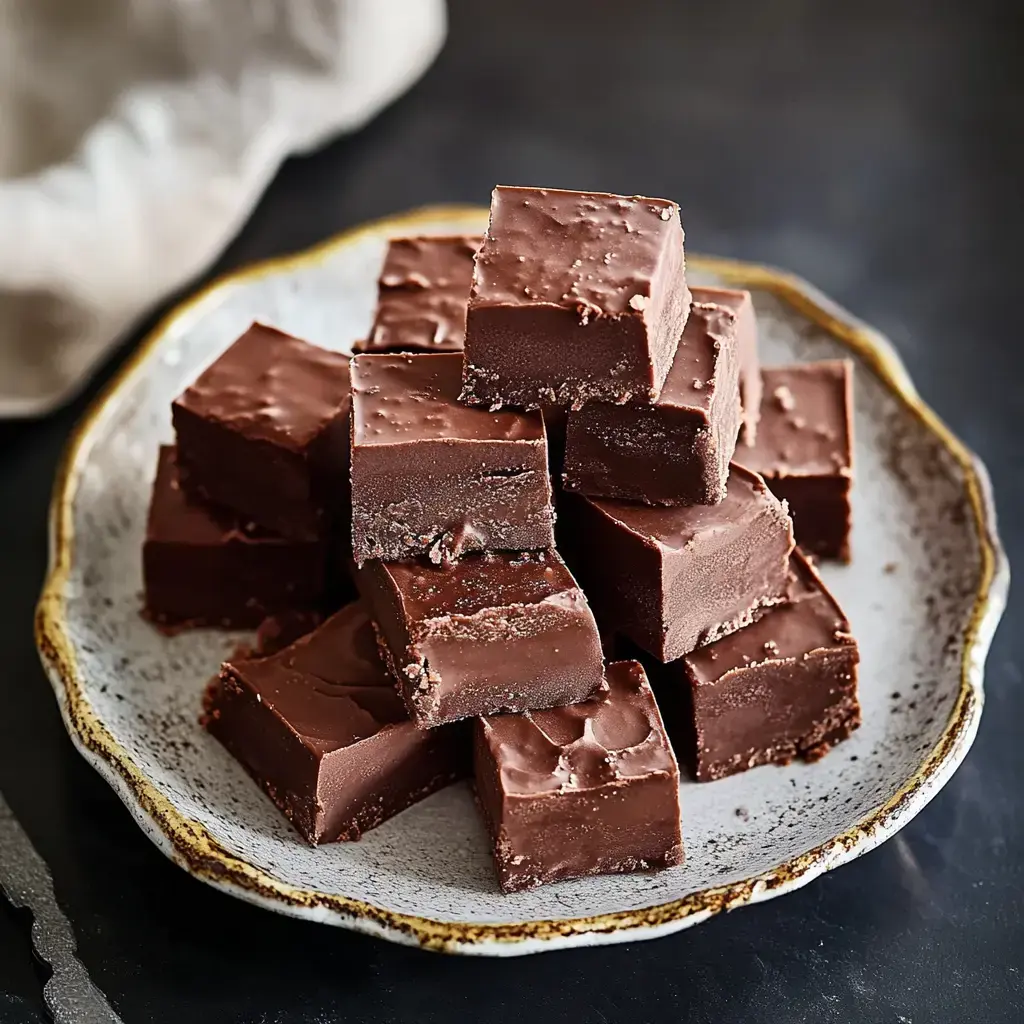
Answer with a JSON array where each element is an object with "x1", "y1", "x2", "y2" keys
[
  {"x1": 561, "y1": 297, "x2": 743, "y2": 506},
  {"x1": 348, "y1": 352, "x2": 554, "y2": 564},
  {"x1": 559, "y1": 466, "x2": 794, "y2": 662},
  {"x1": 461, "y1": 186, "x2": 691, "y2": 409},
  {"x1": 660, "y1": 472, "x2": 794, "y2": 660},
  {"x1": 682, "y1": 552, "x2": 861, "y2": 780},
  {"x1": 350, "y1": 436, "x2": 554, "y2": 566},
  {"x1": 354, "y1": 554, "x2": 604, "y2": 728},
  {"x1": 690, "y1": 286, "x2": 761, "y2": 444}
]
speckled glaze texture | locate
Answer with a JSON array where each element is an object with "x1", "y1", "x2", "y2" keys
[{"x1": 35, "y1": 207, "x2": 1007, "y2": 955}]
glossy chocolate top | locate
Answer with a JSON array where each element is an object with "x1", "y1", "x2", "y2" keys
[
  {"x1": 656, "y1": 298, "x2": 739, "y2": 413},
  {"x1": 351, "y1": 353, "x2": 544, "y2": 446},
  {"x1": 174, "y1": 323, "x2": 352, "y2": 451},
  {"x1": 471, "y1": 186, "x2": 683, "y2": 316},
  {"x1": 225, "y1": 603, "x2": 404, "y2": 756},
  {"x1": 380, "y1": 550, "x2": 579, "y2": 621},
  {"x1": 379, "y1": 236, "x2": 480, "y2": 290},
  {"x1": 478, "y1": 661, "x2": 678, "y2": 795},
  {"x1": 358, "y1": 236, "x2": 481, "y2": 353},
  {"x1": 739, "y1": 361, "x2": 853, "y2": 477},
  {"x1": 148, "y1": 446, "x2": 272, "y2": 544},
  {"x1": 582, "y1": 464, "x2": 785, "y2": 551},
  {"x1": 685, "y1": 551, "x2": 855, "y2": 683}
]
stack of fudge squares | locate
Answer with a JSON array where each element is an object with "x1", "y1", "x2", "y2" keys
[{"x1": 145, "y1": 185, "x2": 861, "y2": 894}]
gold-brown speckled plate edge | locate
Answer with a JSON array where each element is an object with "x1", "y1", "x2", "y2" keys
[{"x1": 35, "y1": 205, "x2": 1009, "y2": 955}]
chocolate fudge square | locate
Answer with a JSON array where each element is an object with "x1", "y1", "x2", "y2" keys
[
  {"x1": 737, "y1": 360, "x2": 853, "y2": 561},
  {"x1": 350, "y1": 353, "x2": 554, "y2": 565},
  {"x1": 205, "y1": 602, "x2": 468, "y2": 844},
  {"x1": 461, "y1": 186, "x2": 691, "y2": 410},
  {"x1": 658, "y1": 550, "x2": 860, "y2": 781},
  {"x1": 353, "y1": 235, "x2": 481, "y2": 355},
  {"x1": 691, "y1": 286, "x2": 761, "y2": 444},
  {"x1": 143, "y1": 446, "x2": 328, "y2": 630},
  {"x1": 172, "y1": 322, "x2": 351, "y2": 539},
  {"x1": 354, "y1": 550, "x2": 604, "y2": 729},
  {"x1": 559, "y1": 464, "x2": 794, "y2": 662},
  {"x1": 474, "y1": 660, "x2": 683, "y2": 893},
  {"x1": 562, "y1": 296, "x2": 743, "y2": 506}
]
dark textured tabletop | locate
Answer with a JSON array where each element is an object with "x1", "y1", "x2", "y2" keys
[{"x1": 1, "y1": 2, "x2": 1021, "y2": 1021}]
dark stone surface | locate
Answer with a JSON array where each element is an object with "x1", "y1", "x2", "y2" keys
[{"x1": 1, "y1": 0, "x2": 1021, "y2": 1021}]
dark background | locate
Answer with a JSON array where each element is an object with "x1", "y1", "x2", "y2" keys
[{"x1": 2, "y1": 1, "x2": 1021, "y2": 1021}]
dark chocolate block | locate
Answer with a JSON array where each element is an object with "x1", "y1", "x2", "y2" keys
[
  {"x1": 172, "y1": 322, "x2": 351, "y2": 539},
  {"x1": 653, "y1": 550, "x2": 860, "y2": 781},
  {"x1": 474, "y1": 660, "x2": 683, "y2": 893},
  {"x1": 562, "y1": 297, "x2": 742, "y2": 505},
  {"x1": 354, "y1": 550, "x2": 604, "y2": 729},
  {"x1": 559, "y1": 464, "x2": 794, "y2": 662},
  {"x1": 737, "y1": 361, "x2": 853, "y2": 561},
  {"x1": 354, "y1": 235, "x2": 481, "y2": 354},
  {"x1": 461, "y1": 186, "x2": 691, "y2": 410},
  {"x1": 691, "y1": 286, "x2": 760, "y2": 444},
  {"x1": 142, "y1": 446, "x2": 327, "y2": 630},
  {"x1": 350, "y1": 353, "x2": 554, "y2": 565},
  {"x1": 204, "y1": 602, "x2": 468, "y2": 844}
]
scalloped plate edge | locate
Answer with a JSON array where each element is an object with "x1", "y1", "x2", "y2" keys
[{"x1": 35, "y1": 205, "x2": 1009, "y2": 955}]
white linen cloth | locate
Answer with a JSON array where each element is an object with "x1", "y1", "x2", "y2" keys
[{"x1": 0, "y1": 0, "x2": 446, "y2": 417}]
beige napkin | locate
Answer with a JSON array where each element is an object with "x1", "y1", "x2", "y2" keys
[{"x1": 0, "y1": 0, "x2": 446, "y2": 417}]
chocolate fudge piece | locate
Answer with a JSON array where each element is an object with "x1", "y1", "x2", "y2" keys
[
  {"x1": 737, "y1": 361, "x2": 853, "y2": 561},
  {"x1": 205, "y1": 602, "x2": 468, "y2": 844},
  {"x1": 562, "y1": 297, "x2": 742, "y2": 506},
  {"x1": 691, "y1": 286, "x2": 760, "y2": 444},
  {"x1": 559, "y1": 464, "x2": 794, "y2": 662},
  {"x1": 172, "y1": 322, "x2": 351, "y2": 539},
  {"x1": 354, "y1": 550, "x2": 604, "y2": 729},
  {"x1": 143, "y1": 446, "x2": 328, "y2": 630},
  {"x1": 350, "y1": 353, "x2": 554, "y2": 565},
  {"x1": 461, "y1": 186, "x2": 691, "y2": 410},
  {"x1": 653, "y1": 550, "x2": 860, "y2": 780},
  {"x1": 474, "y1": 660, "x2": 683, "y2": 893},
  {"x1": 354, "y1": 235, "x2": 481, "y2": 355}
]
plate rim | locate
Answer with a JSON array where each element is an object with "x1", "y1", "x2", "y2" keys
[{"x1": 34, "y1": 204, "x2": 1009, "y2": 955}]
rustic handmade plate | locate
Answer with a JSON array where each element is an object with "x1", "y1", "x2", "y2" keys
[{"x1": 36, "y1": 207, "x2": 1007, "y2": 955}]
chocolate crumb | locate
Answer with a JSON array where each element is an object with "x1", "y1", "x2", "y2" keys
[{"x1": 773, "y1": 385, "x2": 796, "y2": 411}]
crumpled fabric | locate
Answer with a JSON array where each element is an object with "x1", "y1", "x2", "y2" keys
[{"x1": 0, "y1": 0, "x2": 446, "y2": 417}]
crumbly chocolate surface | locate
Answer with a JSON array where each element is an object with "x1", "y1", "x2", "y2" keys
[
  {"x1": 354, "y1": 550, "x2": 604, "y2": 728},
  {"x1": 350, "y1": 353, "x2": 553, "y2": 564},
  {"x1": 562, "y1": 296, "x2": 743, "y2": 505}
]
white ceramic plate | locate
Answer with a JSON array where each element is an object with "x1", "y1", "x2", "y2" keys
[{"x1": 36, "y1": 207, "x2": 1008, "y2": 955}]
